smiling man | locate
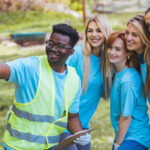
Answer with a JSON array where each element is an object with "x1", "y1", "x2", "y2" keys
[{"x1": 1, "y1": 24, "x2": 91, "y2": 150}]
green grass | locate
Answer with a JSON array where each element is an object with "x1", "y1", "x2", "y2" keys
[
  {"x1": 0, "y1": 44, "x2": 45, "y2": 150},
  {"x1": 0, "y1": 10, "x2": 84, "y2": 37},
  {"x1": 105, "y1": 12, "x2": 144, "y2": 31},
  {"x1": 0, "y1": 10, "x2": 143, "y2": 38},
  {"x1": 0, "y1": 10, "x2": 149, "y2": 150}
]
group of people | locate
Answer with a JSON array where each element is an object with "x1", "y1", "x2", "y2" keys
[{"x1": 0, "y1": 7, "x2": 150, "y2": 150}]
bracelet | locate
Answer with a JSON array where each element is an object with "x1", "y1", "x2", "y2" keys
[{"x1": 114, "y1": 143, "x2": 120, "y2": 148}]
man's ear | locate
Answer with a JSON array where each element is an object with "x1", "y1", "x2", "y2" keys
[{"x1": 69, "y1": 48, "x2": 74, "y2": 56}]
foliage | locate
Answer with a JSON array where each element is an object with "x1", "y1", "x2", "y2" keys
[
  {"x1": 105, "y1": 12, "x2": 143, "y2": 31},
  {"x1": 0, "y1": 10, "x2": 150, "y2": 150},
  {"x1": 65, "y1": 0, "x2": 82, "y2": 12},
  {"x1": 0, "y1": 10, "x2": 84, "y2": 37}
]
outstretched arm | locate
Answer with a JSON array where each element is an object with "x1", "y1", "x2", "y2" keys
[
  {"x1": 0, "y1": 64, "x2": 11, "y2": 80},
  {"x1": 67, "y1": 112, "x2": 82, "y2": 134}
]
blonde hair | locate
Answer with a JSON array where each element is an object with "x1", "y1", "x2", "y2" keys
[
  {"x1": 82, "y1": 15, "x2": 112, "y2": 92},
  {"x1": 127, "y1": 15, "x2": 150, "y2": 97}
]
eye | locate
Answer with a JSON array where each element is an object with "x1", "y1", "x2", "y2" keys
[
  {"x1": 96, "y1": 29, "x2": 101, "y2": 33},
  {"x1": 57, "y1": 44, "x2": 65, "y2": 49},
  {"x1": 132, "y1": 33, "x2": 139, "y2": 37},
  {"x1": 46, "y1": 41, "x2": 54, "y2": 47},
  {"x1": 87, "y1": 29, "x2": 93, "y2": 33},
  {"x1": 116, "y1": 48, "x2": 121, "y2": 51},
  {"x1": 108, "y1": 47, "x2": 112, "y2": 49},
  {"x1": 125, "y1": 30, "x2": 129, "y2": 35}
]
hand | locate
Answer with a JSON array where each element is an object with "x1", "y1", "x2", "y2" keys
[
  {"x1": 113, "y1": 143, "x2": 120, "y2": 150},
  {"x1": 73, "y1": 133, "x2": 91, "y2": 146}
]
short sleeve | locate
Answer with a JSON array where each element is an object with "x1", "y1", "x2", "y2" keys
[
  {"x1": 6, "y1": 58, "x2": 26, "y2": 85},
  {"x1": 69, "y1": 76, "x2": 81, "y2": 113},
  {"x1": 6, "y1": 57, "x2": 39, "y2": 103},
  {"x1": 120, "y1": 82, "x2": 136, "y2": 117},
  {"x1": 66, "y1": 44, "x2": 81, "y2": 67}
]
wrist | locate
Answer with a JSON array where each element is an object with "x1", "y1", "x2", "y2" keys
[{"x1": 114, "y1": 143, "x2": 120, "y2": 148}]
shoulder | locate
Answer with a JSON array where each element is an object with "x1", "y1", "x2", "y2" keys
[
  {"x1": 120, "y1": 67, "x2": 140, "y2": 83},
  {"x1": 119, "y1": 68, "x2": 142, "y2": 93},
  {"x1": 7, "y1": 56, "x2": 39, "y2": 69},
  {"x1": 73, "y1": 44, "x2": 83, "y2": 56},
  {"x1": 66, "y1": 44, "x2": 83, "y2": 65}
]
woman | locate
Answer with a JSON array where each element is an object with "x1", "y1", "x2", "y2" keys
[
  {"x1": 144, "y1": 7, "x2": 150, "y2": 32},
  {"x1": 102, "y1": 31, "x2": 150, "y2": 150},
  {"x1": 125, "y1": 15, "x2": 150, "y2": 103},
  {"x1": 60, "y1": 15, "x2": 112, "y2": 150}
]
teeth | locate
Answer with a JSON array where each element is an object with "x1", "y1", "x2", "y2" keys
[{"x1": 91, "y1": 39, "x2": 99, "y2": 42}]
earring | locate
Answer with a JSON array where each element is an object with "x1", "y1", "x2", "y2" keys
[{"x1": 127, "y1": 55, "x2": 130, "y2": 60}]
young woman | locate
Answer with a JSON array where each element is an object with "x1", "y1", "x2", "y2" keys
[
  {"x1": 144, "y1": 7, "x2": 150, "y2": 32},
  {"x1": 60, "y1": 15, "x2": 112, "y2": 150},
  {"x1": 102, "y1": 31, "x2": 150, "y2": 150},
  {"x1": 125, "y1": 15, "x2": 150, "y2": 103}
]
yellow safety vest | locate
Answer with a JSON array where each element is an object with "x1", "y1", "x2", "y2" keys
[{"x1": 3, "y1": 55, "x2": 79, "y2": 150}]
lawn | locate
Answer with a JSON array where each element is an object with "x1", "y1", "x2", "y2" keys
[
  {"x1": 0, "y1": 10, "x2": 149, "y2": 150},
  {"x1": 0, "y1": 44, "x2": 113, "y2": 150}
]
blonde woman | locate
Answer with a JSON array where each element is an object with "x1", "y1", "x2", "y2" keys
[
  {"x1": 59, "y1": 15, "x2": 112, "y2": 150},
  {"x1": 125, "y1": 15, "x2": 150, "y2": 103},
  {"x1": 102, "y1": 31, "x2": 150, "y2": 150}
]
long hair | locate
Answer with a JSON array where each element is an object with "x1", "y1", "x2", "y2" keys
[
  {"x1": 145, "y1": 7, "x2": 150, "y2": 14},
  {"x1": 82, "y1": 15, "x2": 112, "y2": 92},
  {"x1": 127, "y1": 15, "x2": 150, "y2": 97},
  {"x1": 102, "y1": 31, "x2": 140, "y2": 99}
]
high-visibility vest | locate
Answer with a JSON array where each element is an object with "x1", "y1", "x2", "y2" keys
[{"x1": 3, "y1": 55, "x2": 79, "y2": 150}]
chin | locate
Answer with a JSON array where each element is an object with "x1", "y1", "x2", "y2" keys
[{"x1": 127, "y1": 46, "x2": 135, "y2": 51}]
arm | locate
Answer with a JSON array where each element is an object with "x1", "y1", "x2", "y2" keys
[
  {"x1": 67, "y1": 112, "x2": 82, "y2": 134},
  {"x1": 68, "y1": 112, "x2": 91, "y2": 146},
  {"x1": 0, "y1": 63, "x2": 11, "y2": 80},
  {"x1": 115, "y1": 114, "x2": 131, "y2": 145}
]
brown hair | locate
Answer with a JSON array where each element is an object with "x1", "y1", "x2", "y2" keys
[
  {"x1": 145, "y1": 7, "x2": 150, "y2": 15},
  {"x1": 102, "y1": 31, "x2": 140, "y2": 99}
]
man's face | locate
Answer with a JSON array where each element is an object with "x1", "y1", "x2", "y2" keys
[{"x1": 46, "y1": 33, "x2": 74, "y2": 65}]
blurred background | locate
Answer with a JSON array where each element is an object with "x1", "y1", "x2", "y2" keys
[{"x1": 0, "y1": 0, "x2": 150, "y2": 150}]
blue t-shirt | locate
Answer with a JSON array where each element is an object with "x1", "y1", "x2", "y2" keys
[
  {"x1": 110, "y1": 67, "x2": 150, "y2": 148},
  {"x1": 3, "y1": 56, "x2": 81, "y2": 150},
  {"x1": 66, "y1": 44, "x2": 104, "y2": 128},
  {"x1": 141, "y1": 62, "x2": 150, "y2": 103}
]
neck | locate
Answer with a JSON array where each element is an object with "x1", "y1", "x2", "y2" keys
[
  {"x1": 136, "y1": 47, "x2": 145, "y2": 55},
  {"x1": 115, "y1": 62, "x2": 127, "y2": 73},
  {"x1": 92, "y1": 46, "x2": 103, "y2": 57},
  {"x1": 49, "y1": 63, "x2": 66, "y2": 73}
]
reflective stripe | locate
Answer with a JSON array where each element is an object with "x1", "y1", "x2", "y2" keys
[
  {"x1": 55, "y1": 121, "x2": 67, "y2": 128},
  {"x1": 7, "y1": 123, "x2": 60, "y2": 144},
  {"x1": 12, "y1": 105, "x2": 67, "y2": 128},
  {"x1": 12, "y1": 105, "x2": 55, "y2": 123}
]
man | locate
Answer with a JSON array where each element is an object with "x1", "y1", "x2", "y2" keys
[{"x1": 1, "y1": 24, "x2": 90, "y2": 150}]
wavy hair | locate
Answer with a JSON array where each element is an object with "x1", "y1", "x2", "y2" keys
[
  {"x1": 102, "y1": 31, "x2": 140, "y2": 99},
  {"x1": 127, "y1": 15, "x2": 150, "y2": 97},
  {"x1": 82, "y1": 15, "x2": 112, "y2": 92}
]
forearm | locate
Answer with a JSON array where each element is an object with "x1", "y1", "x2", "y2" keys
[
  {"x1": 116, "y1": 114, "x2": 131, "y2": 145},
  {"x1": 67, "y1": 113, "x2": 82, "y2": 134},
  {"x1": 0, "y1": 64, "x2": 10, "y2": 80}
]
